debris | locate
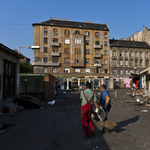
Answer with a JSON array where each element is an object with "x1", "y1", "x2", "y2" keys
[
  {"x1": 57, "y1": 112, "x2": 59, "y2": 115},
  {"x1": 63, "y1": 92, "x2": 66, "y2": 94},
  {"x1": 145, "y1": 104, "x2": 150, "y2": 107},
  {"x1": 140, "y1": 110, "x2": 148, "y2": 113},
  {"x1": 47, "y1": 100, "x2": 55, "y2": 105},
  {"x1": 66, "y1": 105, "x2": 68, "y2": 107},
  {"x1": 96, "y1": 146, "x2": 98, "y2": 148},
  {"x1": 71, "y1": 105, "x2": 74, "y2": 107},
  {"x1": 40, "y1": 107, "x2": 45, "y2": 109},
  {"x1": 125, "y1": 100, "x2": 135, "y2": 103},
  {"x1": 136, "y1": 99, "x2": 140, "y2": 102}
]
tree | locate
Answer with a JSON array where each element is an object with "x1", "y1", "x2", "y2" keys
[{"x1": 20, "y1": 62, "x2": 33, "y2": 73}]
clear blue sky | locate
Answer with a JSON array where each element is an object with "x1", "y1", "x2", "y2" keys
[{"x1": 0, "y1": 0, "x2": 150, "y2": 62}]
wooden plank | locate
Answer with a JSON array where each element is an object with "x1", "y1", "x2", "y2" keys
[{"x1": 98, "y1": 120, "x2": 117, "y2": 130}]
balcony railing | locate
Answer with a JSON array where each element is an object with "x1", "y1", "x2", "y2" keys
[
  {"x1": 51, "y1": 52, "x2": 61, "y2": 56},
  {"x1": 94, "y1": 63, "x2": 102, "y2": 67},
  {"x1": 51, "y1": 42, "x2": 61, "y2": 47},
  {"x1": 31, "y1": 62, "x2": 60, "y2": 66},
  {"x1": 94, "y1": 44, "x2": 102, "y2": 49}
]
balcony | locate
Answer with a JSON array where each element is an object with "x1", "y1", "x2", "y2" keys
[
  {"x1": 31, "y1": 62, "x2": 60, "y2": 67},
  {"x1": 94, "y1": 44, "x2": 102, "y2": 49},
  {"x1": 51, "y1": 42, "x2": 61, "y2": 47},
  {"x1": 94, "y1": 54, "x2": 102, "y2": 58},
  {"x1": 94, "y1": 63, "x2": 102, "y2": 67},
  {"x1": 51, "y1": 52, "x2": 61, "y2": 57}
]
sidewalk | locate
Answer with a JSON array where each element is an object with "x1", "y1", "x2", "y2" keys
[{"x1": 0, "y1": 89, "x2": 150, "y2": 150}]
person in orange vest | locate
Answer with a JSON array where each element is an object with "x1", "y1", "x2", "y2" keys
[{"x1": 80, "y1": 82, "x2": 100, "y2": 138}]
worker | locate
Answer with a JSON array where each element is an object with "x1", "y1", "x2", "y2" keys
[
  {"x1": 80, "y1": 82, "x2": 100, "y2": 138},
  {"x1": 99, "y1": 84, "x2": 111, "y2": 133}
]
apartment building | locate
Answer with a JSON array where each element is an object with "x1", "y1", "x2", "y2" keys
[
  {"x1": 110, "y1": 39, "x2": 150, "y2": 80},
  {"x1": 32, "y1": 18, "x2": 110, "y2": 83}
]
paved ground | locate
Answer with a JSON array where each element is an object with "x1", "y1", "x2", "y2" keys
[{"x1": 0, "y1": 89, "x2": 150, "y2": 150}]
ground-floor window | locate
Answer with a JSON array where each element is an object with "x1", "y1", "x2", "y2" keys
[{"x1": 3, "y1": 60, "x2": 16, "y2": 98}]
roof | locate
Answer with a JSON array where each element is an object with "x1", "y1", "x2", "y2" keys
[
  {"x1": 110, "y1": 39, "x2": 150, "y2": 49},
  {"x1": 0, "y1": 43, "x2": 24, "y2": 59},
  {"x1": 32, "y1": 19, "x2": 109, "y2": 31},
  {"x1": 13, "y1": 49, "x2": 30, "y2": 60}
]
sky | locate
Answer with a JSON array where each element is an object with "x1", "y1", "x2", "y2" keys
[{"x1": 0, "y1": 0, "x2": 150, "y2": 62}]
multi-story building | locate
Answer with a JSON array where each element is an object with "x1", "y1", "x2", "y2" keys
[
  {"x1": 110, "y1": 39, "x2": 150, "y2": 80},
  {"x1": 32, "y1": 17, "x2": 110, "y2": 87}
]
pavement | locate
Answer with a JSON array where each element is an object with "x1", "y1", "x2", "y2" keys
[{"x1": 0, "y1": 89, "x2": 150, "y2": 150}]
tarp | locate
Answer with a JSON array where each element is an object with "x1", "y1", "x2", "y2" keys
[{"x1": 123, "y1": 79, "x2": 132, "y2": 88}]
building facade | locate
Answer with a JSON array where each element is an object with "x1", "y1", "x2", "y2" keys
[
  {"x1": 128, "y1": 26, "x2": 150, "y2": 45},
  {"x1": 0, "y1": 43, "x2": 23, "y2": 112},
  {"x1": 110, "y1": 39, "x2": 150, "y2": 80},
  {"x1": 32, "y1": 18, "x2": 110, "y2": 86}
]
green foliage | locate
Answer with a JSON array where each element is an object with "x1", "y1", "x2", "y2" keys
[{"x1": 20, "y1": 62, "x2": 33, "y2": 73}]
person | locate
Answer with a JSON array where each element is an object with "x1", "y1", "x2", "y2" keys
[
  {"x1": 80, "y1": 82, "x2": 100, "y2": 138},
  {"x1": 99, "y1": 84, "x2": 111, "y2": 133}
]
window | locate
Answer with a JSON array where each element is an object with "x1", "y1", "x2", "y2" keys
[
  {"x1": 120, "y1": 52, "x2": 123, "y2": 56},
  {"x1": 53, "y1": 38, "x2": 58, "y2": 42},
  {"x1": 64, "y1": 58, "x2": 70, "y2": 63},
  {"x1": 140, "y1": 60, "x2": 143, "y2": 66},
  {"x1": 86, "y1": 49, "x2": 90, "y2": 54},
  {"x1": 65, "y1": 39, "x2": 70, "y2": 44},
  {"x1": 53, "y1": 28, "x2": 58, "y2": 34},
  {"x1": 53, "y1": 47, "x2": 58, "y2": 52},
  {"x1": 95, "y1": 41, "x2": 100, "y2": 45},
  {"x1": 75, "y1": 58, "x2": 81, "y2": 63},
  {"x1": 75, "y1": 30, "x2": 80, "y2": 34},
  {"x1": 104, "y1": 32, "x2": 107, "y2": 37},
  {"x1": 86, "y1": 40, "x2": 90, "y2": 45},
  {"x1": 85, "y1": 69, "x2": 90, "y2": 73},
  {"x1": 113, "y1": 69, "x2": 117, "y2": 75},
  {"x1": 44, "y1": 27, "x2": 48, "y2": 33},
  {"x1": 130, "y1": 70, "x2": 133, "y2": 73},
  {"x1": 130, "y1": 60, "x2": 133, "y2": 66},
  {"x1": 146, "y1": 52, "x2": 149, "y2": 58},
  {"x1": 140, "y1": 52, "x2": 143, "y2": 57},
  {"x1": 52, "y1": 68, "x2": 58, "y2": 73},
  {"x1": 113, "y1": 60, "x2": 117, "y2": 65},
  {"x1": 104, "y1": 50, "x2": 107, "y2": 55},
  {"x1": 125, "y1": 69, "x2": 128, "y2": 75},
  {"x1": 146, "y1": 60, "x2": 149, "y2": 67},
  {"x1": 130, "y1": 52, "x2": 133, "y2": 57},
  {"x1": 125, "y1": 52, "x2": 128, "y2": 57},
  {"x1": 3, "y1": 60, "x2": 15, "y2": 98},
  {"x1": 104, "y1": 59, "x2": 107, "y2": 64},
  {"x1": 120, "y1": 60, "x2": 123, "y2": 66},
  {"x1": 64, "y1": 68, "x2": 70, "y2": 73},
  {"x1": 64, "y1": 48, "x2": 69, "y2": 54},
  {"x1": 44, "y1": 68, "x2": 47, "y2": 73},
  {"x1": 44, "y1": 47, "x2": 47, "y2": 53},
  {"x1": 104, "y1": 69, "x2": 108, "y2": 73},
  {"x1": 75, "y1": 48, "x2": 81, "y2": 54},
  {"x1": 120, "y1": 69, "x2": 123, "y2": 75},
  {"x1": 135, "y1": 70, "x2": 138, "y2": 74},
  {"x1": 52, "y1": 57, "x2": 59, "y2": 63},
  {"x1": 125, "y1": 60, "x2": 128, "y2": 66},
  {"x1": 104, "y1": 41, "x2": 107, "y2": 47},
  {"x1": 86, "y1": 59, "x2": 90, "y2": 64},
  {"x1": 95, "y1": 59, "x2": 100, "y2": 64},
  {"x1": 135, "y1": 60, "x2": 138, "y2": 66},
  {"x1": 95, "y1": 32, "x2": 99, "y2": 37},
  {"x1": 113, "y1": 51, "x2": 117, "y2": 56},
  {"x1": 75, "y1": 39, "x2": 81, "y2": 44},
  {"x1": 135, "y1": 52, "x2": 138, "y2": 57},
  {"x1": 75, "y1": 69, "x2": 80, "y2": 73},
  {"x1": 95, "y1": 68, "x2": 100, "y2": 73},
  {"x1": 44, "y1": 37, "x2": 47, "y2": 43},
  {"x1": 65, "y1": 29, "x2": 69, "y2": 35},
  {"x1": 85, "y1": 31, "x2": 90, "y2": 36},
  {"x1": 43, "y1": 57, "x2": 47, "y2": 63}
]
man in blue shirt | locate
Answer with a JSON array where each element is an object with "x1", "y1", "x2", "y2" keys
[{"x1": 99, "y1": 84, "x2": 111, "y2": 133}]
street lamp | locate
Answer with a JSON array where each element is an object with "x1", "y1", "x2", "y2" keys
[{"x1": 18, "y1": 46, "x2": 40, "y2": 53}]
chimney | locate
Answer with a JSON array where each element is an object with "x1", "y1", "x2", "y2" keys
[
  {"x1": 50, "y1": 17, "x2": 52, "y2": 20},
  {"x1": 53, "y1": 18, "x2": 58, "y2": 20},
  {"x1": 119, "y1": 38, "x2": 121, "y2": 40},
  {"x1": 67, "y1": 19, "x2": 70, "y2": 21},
  {"x1": 103, "y1": 23, "x2": 106, "y2": 25},
  {"x1": 122, "y1": 38, "x2": 124, "y2": 40},
  {"x1": 86, "y1": 21, "x2": 94, "y2": 23},
  {"x1": 126, "y1": 38, "x2": 129, "y2": 41},
  {"x1": 62, "y1": 18, "x2": 66, "y2": 21}
]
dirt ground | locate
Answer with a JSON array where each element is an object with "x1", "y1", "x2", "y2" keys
[{"x1": 0, "y1": 89, "x2": 150, "y2": 150}]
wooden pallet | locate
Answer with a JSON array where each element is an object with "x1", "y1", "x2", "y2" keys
[{"x1": 98, "y1": 120, "x2": 117, "y2": 130}]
